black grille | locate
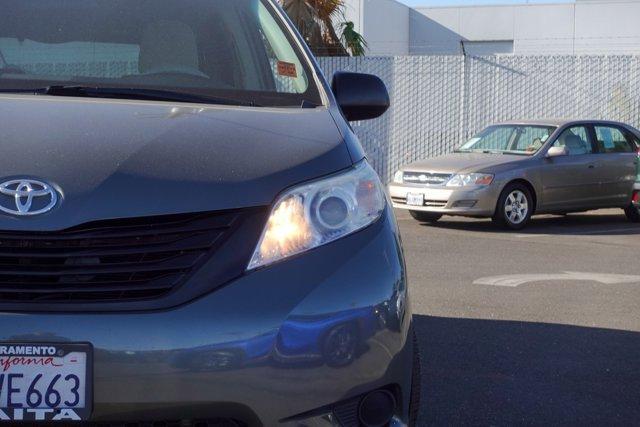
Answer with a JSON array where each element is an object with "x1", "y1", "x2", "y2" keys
[
  {"x1": 332, "y1": 397, "x2": 361, "y2": 427},
  {"x1": 0, "y1": 211, "x2": 242, "y2": 303}
]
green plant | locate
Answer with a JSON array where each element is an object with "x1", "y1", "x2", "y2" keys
[
  {"x1": 281, "y1": 0, "x2": 366, "y2": 56},
  {"x1": 341, "y1": 21, "x2": 367, "y2": 56}
]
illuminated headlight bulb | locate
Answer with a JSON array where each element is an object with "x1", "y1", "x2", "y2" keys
[{"x1": 257, "y1": 195, "x2": 313, "y2": 262}]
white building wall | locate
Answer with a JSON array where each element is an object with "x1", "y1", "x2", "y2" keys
[
  {"x1": 343, "y1": 0, "x2": 411, "y2": 56},
  {"x1": 574, "y1": 1, "x2": 640, "y2": 54},
  {"x1": 409, "y1": 7, "x2": 461, "y2": 54},
  {"x1": 513, "y1": 4, "x2": 575, "y2": 54},
  {"x1": 343, "y1": 0, "x2": 640, "y2": 56}
]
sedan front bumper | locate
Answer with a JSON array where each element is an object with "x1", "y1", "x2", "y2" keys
[
  {"x1": 0, "y1": 207, "x2": 413, "y2": 426},
  {"x1": 388, "y1": 182, "x2": 501, "y2": 217}
]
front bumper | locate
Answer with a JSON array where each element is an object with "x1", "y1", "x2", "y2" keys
[
  {"x1": 388, "y1": 182, "x2": 501, "y2": 217},
  {"x1": 0, "y1": 207, "x2": 412, "y2": 426}
]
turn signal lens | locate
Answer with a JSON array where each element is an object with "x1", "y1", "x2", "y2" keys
[
  {"x1": 248, "y1": 162, "x2": 386, "y2": 270},
  {"x1": 474, "y1": 175, "x2": 494, "y2": 186},
  {"x1": 446, "y1": 173, "x2": 494, "y2": 187}
]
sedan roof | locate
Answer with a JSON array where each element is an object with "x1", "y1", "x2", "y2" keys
[{"x1": 496, "y1": 119, "x2": 632, "y2": 128}]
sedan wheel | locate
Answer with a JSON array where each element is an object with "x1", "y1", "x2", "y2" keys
[
  {"x1": 494, "y1": 184, "x2": 534, "y2": 230},
  {"x1": 504, "y1": 190, "x2": 529, "y2": 225}
]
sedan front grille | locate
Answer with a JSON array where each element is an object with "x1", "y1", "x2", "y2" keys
[
  {"x1": 402, "y1": 172, "x2": 452, "y2": 185},
  {"x1": 0, "y1": 211, "x2": 243, "y2": 303}
]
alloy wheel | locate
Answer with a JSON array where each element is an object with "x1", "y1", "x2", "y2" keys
[{"x1": 504, "y1": 190, "x2": 529, "y2": 225}]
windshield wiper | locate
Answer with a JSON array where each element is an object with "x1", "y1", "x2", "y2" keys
[
  {"x1": 0, "y1": 86, "x2": 260, "y2": 107},
  {"x1": 47, "y1": 86, "x2": 261, "y2": 107}
]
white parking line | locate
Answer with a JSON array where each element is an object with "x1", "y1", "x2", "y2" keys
[
  {"x1": 474, "y1": 272, "x2": 640, "y2": 287},
  {"x1": 515, "y1": 227, "x2": 640, "y2": 238}
]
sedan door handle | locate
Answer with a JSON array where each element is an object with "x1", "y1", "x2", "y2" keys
[{"x1": 588, "y1": 164, "x2": 596, "y2": 169}]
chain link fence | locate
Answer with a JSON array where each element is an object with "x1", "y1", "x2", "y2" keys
[{"x1": 318, "y1": 55, "x2": 640, "y2": 182}]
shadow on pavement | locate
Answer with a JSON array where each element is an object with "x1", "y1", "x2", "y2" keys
[
  {"x1": 413, "y1": 315, "x2": 640, "y2": 426},
  {"x1": 418, "y1": 212, "x2": 640, "y2": 236}
]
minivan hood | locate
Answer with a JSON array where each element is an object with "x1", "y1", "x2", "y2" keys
[
  {"x1": 403, "y1": 152, "x2": 525, "y2": 174},
  {"x1": 0, "y1": 95, "x2": 352, "y2": 231}
]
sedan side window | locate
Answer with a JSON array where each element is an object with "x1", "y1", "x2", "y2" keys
[
  {"x1": 552, "y1": 126, "x2": 593, "y2": 156},
  {"x1": 594, "y1": 126, "x2": 635, "y2": 153}
]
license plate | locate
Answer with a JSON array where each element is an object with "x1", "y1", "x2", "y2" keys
[
  {"x1": 0, "y1": 343, "x2": 92, "y2": 422},
  {"x1": 406, "y1": 193, "x2": 425, "y2": 206}
]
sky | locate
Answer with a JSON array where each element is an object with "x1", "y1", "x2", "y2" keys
[{"x1": 398, "y1": 0, "x2": 574, "y2": 6}]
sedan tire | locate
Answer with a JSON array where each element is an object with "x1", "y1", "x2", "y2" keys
[
  {"x1": 409, "y1": 211, "x2": 442, "y2": 223},
  {"x1": 493, "y1": 183, "x2": 534, "y2": 230},
  {"x1": 624, "y1": 203, "x2": 640, "y2": 223}
]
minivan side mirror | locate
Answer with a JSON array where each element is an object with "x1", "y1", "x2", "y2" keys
[
  {"x1": 331, "y1": 72, "x2": 390, "y2": 122},
  {"x1": 546, "y1": 146, "x2": 569, "y2": 158}
]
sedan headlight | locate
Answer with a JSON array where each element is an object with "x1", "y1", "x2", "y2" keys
[
  {"x1": 248, "y1": 162, "x2": 386, "y2": 270},
  {"x1": 446, "y1": 173, "x2": 494, "y2": 187},
  {"x1": 393, "y1": 170, "x2": 404, "y2": 184}
]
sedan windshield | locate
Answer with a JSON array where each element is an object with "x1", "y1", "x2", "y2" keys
[
  {"x1": 0, "y1": 0, "x2": 321, "y2": 107},
  {"x1": 459, "y1": 125, "x2": 557, "y2": 155}
]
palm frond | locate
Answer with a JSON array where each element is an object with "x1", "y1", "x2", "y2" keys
[
  {"x1": 281, "y1": 0, "x2": 361, "y2": 57},
  {"x1": 341, "y1": 21, "x2": 368, "y2": 56}
]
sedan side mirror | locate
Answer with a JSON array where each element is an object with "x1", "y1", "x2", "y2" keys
[
  {"x1": 331, "y1": 72, "x2": 390, "y2": 121},
  {"x1": 546, "y1": 146, "x2": 569, "y2": 158}
]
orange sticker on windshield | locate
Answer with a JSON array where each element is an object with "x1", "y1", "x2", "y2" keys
[{"x1": 277, "y1": 61, "x2": 298, "y2": 78}]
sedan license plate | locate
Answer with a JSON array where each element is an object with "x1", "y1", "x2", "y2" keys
[
  {"x1": 0, "y1": 343, "x2": 92, "y2": 422},
  {"x1": 406, "y1": 193, "x2": 425, "y2": 206}
]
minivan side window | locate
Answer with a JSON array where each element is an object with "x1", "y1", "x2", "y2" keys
[
  {"x1": 552, "y1": 126, "x2": 593, "y2": 156},
  {"x1": 594, "y1": 126, "x2": 635, "y2": 153}
]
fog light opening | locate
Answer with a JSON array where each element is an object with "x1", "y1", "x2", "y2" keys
[
  {"x1": 453, "y1": 200, "x2": 477, "y2": 208},
  {"x1": 358, "y1": 390, "x2": 397, "y2": 427}
]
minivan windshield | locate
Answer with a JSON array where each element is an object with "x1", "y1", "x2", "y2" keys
[
  {"x1": 458, "y1": 125, "x2": 557, "y2": 155},
  {"x1": 0, "y1": 0, "x2": 322, "y2": 107}
]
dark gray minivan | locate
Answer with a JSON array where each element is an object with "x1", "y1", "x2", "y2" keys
[{"x1": 0, "y1": 1, "x2": 416, "y2": 426}]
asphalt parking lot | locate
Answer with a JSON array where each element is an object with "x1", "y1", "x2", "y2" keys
[{"x1": 399, "y1": 209, "x2": 640, "y2": 426}]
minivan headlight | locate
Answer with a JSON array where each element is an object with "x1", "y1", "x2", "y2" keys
[
  {"x1": 446, "y1": 173, "x2": 494, "y2": 187},
  {"x1": 393, "y1": 170, "x2": 404, "y2": 184},
  {"x1": 248, "y1": 162, "x2": 386, "y2": 270}
]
